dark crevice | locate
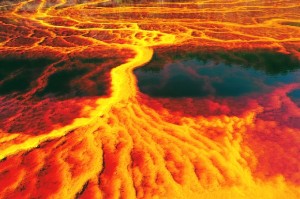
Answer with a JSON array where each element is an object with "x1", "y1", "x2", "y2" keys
[{"x1": 75, "y1": 181, "x2": 89, "y2": 199}]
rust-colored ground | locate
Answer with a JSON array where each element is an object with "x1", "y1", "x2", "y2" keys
[{"x1": 0, "y1": 0, "x2": 300, "y2": 198}]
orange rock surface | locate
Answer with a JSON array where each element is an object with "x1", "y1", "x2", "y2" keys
[{"x1": 0, "y1": 0, "x2": 299, "y2": 198}]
